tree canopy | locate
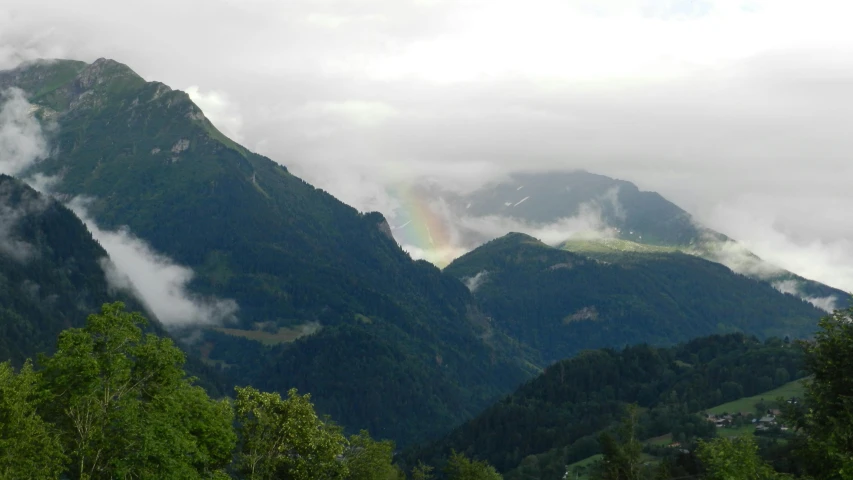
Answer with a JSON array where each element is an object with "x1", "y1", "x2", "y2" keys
[{"x1": 0, "y1": 302, "x2": 500, "y2": 479}]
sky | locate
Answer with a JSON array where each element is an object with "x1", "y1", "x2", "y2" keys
[{"x1": 2, "y1": 0, "x2": 853, "y2": 293}]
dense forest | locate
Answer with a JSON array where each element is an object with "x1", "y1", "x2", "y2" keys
[
  {"x1": 0, "y1": 302, "x2": 503, "y2": 480},
  {"x1": 406, "y1": 329, "x2": 807, "y2": 478},
  {"x1": 0, "y1": 174, "x2": 124, "y2": 365},
  {"x1": 445, "y1": 233, "x2": 824, "y2": 364},
  {"x1": 3, "y1": 301, "x2": 853, "y2": 479}
]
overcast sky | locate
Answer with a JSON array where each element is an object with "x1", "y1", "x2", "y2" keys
[{"x1": 2, "y1": 0, "x2": 852, "y2": 292}]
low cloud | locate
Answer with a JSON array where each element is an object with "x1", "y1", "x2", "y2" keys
[
  {"x1": 68, "y1": 197, "x2": 239, "y2": 328},
  {"x1": 702, "y1": 203, "x2": 853, "y2": 294},
  {"x1": 598, "y1": 186, "x2": 626, "y2": 223},
  {"x1": 462, "y1": 270, "x2": 489, "y2": 292},
  {"x1": 694, "y1": 235, "x2": 785, "y2": 280},
  {"x1": 456, "y1": 204, "x2": 615, "y2": 246},
  {"x1": 24, "y1": 172, "x2": 60, "y2": 193},
  {"x1": 0, "y1": 87, "x2": 51, "y2": 176},
  {"x1": 772, "y1": 279, "x2": 839, "y2": 313},
  {"x1": 0, "y1": 88, "x2": 52, "y2": 262}
]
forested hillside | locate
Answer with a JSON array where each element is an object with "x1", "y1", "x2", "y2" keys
[
  {"x1": 0, "y1": 58, "x2": 534, "y2": 445},
  {"x1": 445, "y1": 233, "x2": 824, "y2": 364},
  {"x1": 408, "y1": 333, "x2": 806, "y2": 479},
  {"x1": 0, "y1": 302, "x2": 502, "y2": 480},
  {"x1": 0, "y1": 174, "x2": 118, "y2": 364}
]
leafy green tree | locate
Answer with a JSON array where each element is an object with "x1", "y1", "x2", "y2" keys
[
  {"x1": 593, "y1": 405, "x2": 644, "y2": 480},
  {"x1": 696, "y1": 436, "x2": 785, "y2": 479},
  {"x1": 789, "y1": 302, "x2": 853, "y2": 478},
  {"x1": 235, "y1": 385, "x2": 348, "y2": 479},
  {"x1": 0, "y1": 360, "x2": 65, "y2": 479},
  {"x1": 444, "y1": 450, "x2": 502, "y2": 480},
  {"x1": 411, "y1": 461, "x2": 435, "y2": 480},
  {"x1": 345, "y1": 430, "x2": 398, "y2": 480},
  {"x1": 37, "y1": 302, "x2": 235, "y2": 479}
]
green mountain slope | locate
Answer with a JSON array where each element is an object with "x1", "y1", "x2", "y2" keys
[
  {"x1": 0, "y1": 174, "x2": 228, "y2": 393},
  {"x1": 560, "y1": 237, "x2": 849, "y2": 311},
  {"x1": 407, "y1": 334, "x2": 806, "y2": 479},
  {"x1": 445, "y1": 233, "x2": 824, "y2": 365},
  {"x1": 0, "y1": 58, "x2": 534, "y2": 445},
  {"x1": 0, "y1": 174, "x2": 117, "y2": 364}
]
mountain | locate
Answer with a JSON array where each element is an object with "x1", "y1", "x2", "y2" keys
[
  {"x1": 426, "y1": 170, "x2": 708, "y2": 246},
  {"x1": 444, "y1": 232, "x2": 824, "y2": 365},
  {"x1": 407, "y1": 333, "x2": 806, "y2": 480},
  {"x1": 401, "y1": 171, "x2": 849, "y2": 309},
  {"x1": 0, "y1": 58, "x2": 534, "y2": 445},
  {"x1": 0, "y1": 174, "x2": 117, "y2": 364},
  {"x1": 0, "y1": 174, "x2": 229, "y2": 394},
  {"x1": 2, "y1": 57, "x2": 832, "y2": 446}
]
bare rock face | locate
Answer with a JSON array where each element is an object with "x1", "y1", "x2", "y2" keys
[
  {"x1": 171, "y1": 139, "x2": 190, "y2": 153},
  {"x1": 75, "y1": 58, "x2": 141, "y2": 90}
]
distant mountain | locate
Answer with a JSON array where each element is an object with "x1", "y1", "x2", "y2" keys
[
  {"x1": 407, "y1": 333, "x2": 806, "y2": 480},
  {"x1": 445, "y1": 232, "x2": 824, "y2": 365},
  {"x1": 428, "y1": 170, "x2": 709, "y2": 246},
  {"x1": 0, "y1": 58, "x2": 534, "y2": 445},
  {"x1": 0, "y1": 174, "x2": 118, "y2": 364},
  {"x1": 401, "y1": 171, "x2": 848, "y2": 309}
]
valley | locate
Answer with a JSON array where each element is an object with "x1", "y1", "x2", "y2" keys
[{"x1": 0, "y1": 55, "x2": 849, "y2": 479}]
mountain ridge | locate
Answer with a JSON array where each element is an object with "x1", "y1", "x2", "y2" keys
[
  {"x1": 402, "y1": 170, "x2": 849, "y2": 308},
  {"x1": 445, "y1": 231, "x2": 826, "y2": 365},
  {"x1": 0, "y1": 56, "x2": 836, "y2": 446},
  {"x1": 0, "y1": 57, "x2": 536, "y2": 445}
]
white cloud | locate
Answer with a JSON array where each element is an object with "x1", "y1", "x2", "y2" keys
[
  {"x1": 68, "y1": 198, "x2": 239, "y2": 328},
  {"x1": 463, "y1": 270, "x2": 489, "y2": 292},
  {"x1": 598, "y1": 186, "x2": 626, "y2": 222},
  {"x1": 703, "y1": 203, "x2": 853, "y2": 293},
  {"x1": 0, "y1": 88, "x2": 51, "y2": 176},
  {"x1": 456, "y1": 203, "x2": 615, "y2": 247},
  {"x1": 772, "y1": 279, "x2": 839, "y2": 313},
  {"x1": 0, "y1": 87, "x2": 52, "y2": 262},
  {"x1": 695, "y1": 235, "x2": 785, "y2": 279},
  {"x1": 806, "y1": 296, "x2": 839, "y2": 313},
  {"x1": 25, "y1": 172, "x2": 60, "y2": 193}
]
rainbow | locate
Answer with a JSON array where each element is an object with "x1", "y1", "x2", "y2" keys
[{"x1": 388, "y1": 183, "x2": 460, "y2": 267}]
